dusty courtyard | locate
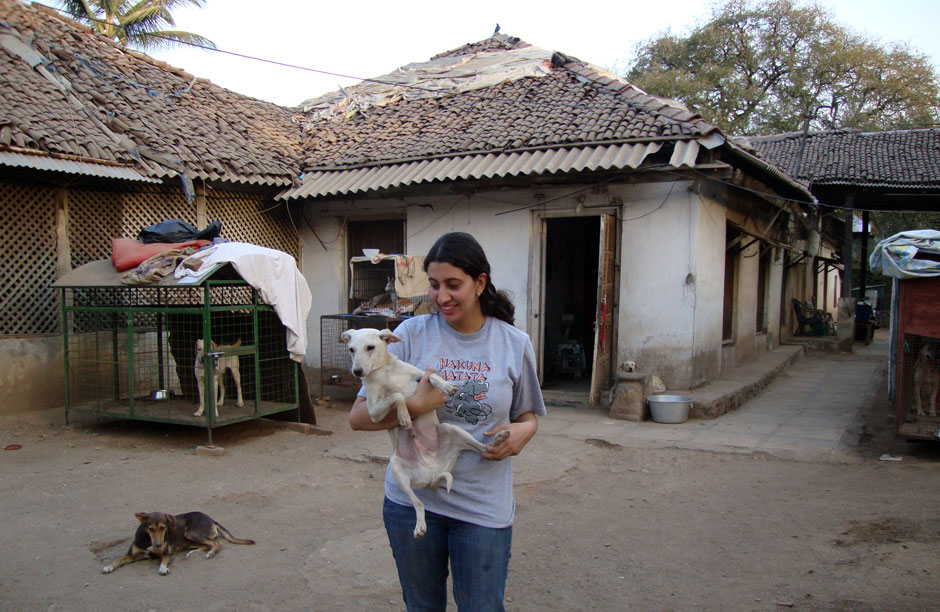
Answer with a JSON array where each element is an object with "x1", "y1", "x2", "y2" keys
[{"x1": 2, "y1": 359, "x2": 940, "y2": 612}]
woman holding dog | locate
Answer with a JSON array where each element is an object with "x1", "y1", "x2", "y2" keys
[{"x1": 349, "y1": 231, "x2": 546, "y2": 612}]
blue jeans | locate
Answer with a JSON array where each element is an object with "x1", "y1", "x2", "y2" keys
[{"x1": 383, "y1": 497, "x2": 512, "y2": 612}]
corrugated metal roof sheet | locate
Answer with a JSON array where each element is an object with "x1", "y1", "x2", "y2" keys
[
  {"x1": 278, "y1": 141, "x2": 669, "y2": 200},
  {"x1": 0, "y1": 151, "x2": 159, "y2": 182}
]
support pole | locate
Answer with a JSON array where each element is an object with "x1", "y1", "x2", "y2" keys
[{"x1": 842, "y1": 197, "x2": 854, "y2": 300}]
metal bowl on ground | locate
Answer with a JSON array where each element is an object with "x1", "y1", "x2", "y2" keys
[
  {"x1": 151, "y1": 389, "x2": 172, "y2": 401},
  {"x1": 647, "y1": 394, "x2": 692, "y2": 423}
]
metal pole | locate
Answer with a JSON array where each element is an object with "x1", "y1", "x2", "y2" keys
[{"x1": 860, "y1": 210, "x2": 870, "y2": 302}]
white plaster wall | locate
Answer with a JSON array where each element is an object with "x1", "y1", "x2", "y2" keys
[
  {"x1": 766, "y1": 247, "x2": 784, "y2": 347},
  {"x1": 617, "y1": 181, "x2": 702, "y2": 387},
  {"x1": 689, "y1": 191, "x2": 727, "y2": 386}
]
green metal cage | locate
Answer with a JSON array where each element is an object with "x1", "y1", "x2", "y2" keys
[{"x1": 54, "y1": 260, "x2": 301, "y2": 444}]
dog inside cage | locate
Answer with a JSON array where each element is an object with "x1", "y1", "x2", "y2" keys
[
  {"x1": 57, "y1": 263, "x2": 300, "y2": 434},
  {"x1": 903, "y1": 334, "x2": 940, "y2": 421}
]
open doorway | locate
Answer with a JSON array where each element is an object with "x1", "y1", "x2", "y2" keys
[{"x1": 542, "y1": 217, "x2": 600, "y2": 392}]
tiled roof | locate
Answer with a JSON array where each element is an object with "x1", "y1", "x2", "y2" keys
[
  {"x1": 0, "y1": 0, "x2": 302, "y2": 186},
  {"x1": 298, "y1": 36, "x2": 718, "y2": 172},
  {"x1": 744, "y1": 129, "x2": 940, "y2": 188}
]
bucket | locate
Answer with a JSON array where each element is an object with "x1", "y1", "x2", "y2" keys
[{"x1": 647, "y1": 394, "x2": 692, "y2": 424}]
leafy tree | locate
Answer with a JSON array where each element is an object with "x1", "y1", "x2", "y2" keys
[
  {"x1": 624, "y1": 0, "x2": 940, "y2": 135},
  {"x1": 54, "y1": 0, "x2": 216, "y2": 51}
]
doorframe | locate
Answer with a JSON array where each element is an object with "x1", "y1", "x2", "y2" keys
[{"x1": 528, "y1": 207, "x2": 621, "y2": 399}]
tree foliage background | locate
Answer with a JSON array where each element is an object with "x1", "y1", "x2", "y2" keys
[
  {"x1": 624, "y1": 0, "x2": 940, "y2": 136},
  {"x1": 54, "y1": 0, "x2": 215, "y2": 51}
]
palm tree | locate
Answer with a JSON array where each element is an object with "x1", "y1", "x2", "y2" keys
[{"x1": 54, "y1": 0, "x2": 216, "y2": 51}]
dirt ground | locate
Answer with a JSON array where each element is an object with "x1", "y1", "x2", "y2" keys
[{"x1": 2, "y1": 375, "x2": 940, "y2": 612}]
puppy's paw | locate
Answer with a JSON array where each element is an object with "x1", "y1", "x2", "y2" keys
[
  {"x1": 236, "y1": 399, "x2": 244, "y2": 407},
  {"x1": 205, "y1": 551, "x2": 215, "y2": 559},
  {"x1": 193, "y1": 407, "x2": 204, "y2": 417},
  {"x1": 442, "y1": 382, "x2": 458, "y2": 396},
  {"x1": 101, "y1": 565, "x2": 114, "y2": 574},
  {"x1": 159, "y1": 566, "x2": 169, "y2": 576},
  {"x1": 399, "y1": 412, "x2": 413, "y2": 430},
  {"x1": 491, "y1": 430, "x2": 511, "y2": 447},
  {"x1": 414, "y1": 521, "x2": 427, "y2": 539}
]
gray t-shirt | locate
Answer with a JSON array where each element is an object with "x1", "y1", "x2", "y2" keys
[{"x1": 359, "y1": 313, "x2": 546, "y2": 528}]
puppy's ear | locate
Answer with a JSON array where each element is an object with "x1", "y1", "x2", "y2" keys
[
  {"x1": 339, "y1": 330, "x2": 353, "y2": 344},
  {"x1": 135, "y1": 512, "x2": 149, "y2": 523},
  {"x1": 379, "y1": 329, "x2": 402, "y2": 344},
  {"x1": 211, "y1": 340, "x2": 219, "y2": 351},
  {"x1": 233, "y1": 338, "x2": 242, "y2": 348}
]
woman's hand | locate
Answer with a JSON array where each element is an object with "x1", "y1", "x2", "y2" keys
[
  {"x1": 481, "y1": 412, "x2": 538, "y2": 461},
  {"x1": 406, "y1": 370, "x2": 448, "y2": 417}
]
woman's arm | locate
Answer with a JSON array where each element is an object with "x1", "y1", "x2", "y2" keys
[
  {"x1": 481, "y1": 411, "x2": 538, "y2": 461},
  {"x1": 348, "y1": 370, "x2": 448, "y2": 431}
]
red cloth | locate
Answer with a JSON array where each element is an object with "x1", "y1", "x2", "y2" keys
[{"x1": 111, "y1": 238, "x2": 211, "y2": 272}]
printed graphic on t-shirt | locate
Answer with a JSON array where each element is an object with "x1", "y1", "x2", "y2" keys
[{"x1": 438, "y1": 357, "x2": 491, "y2": 425}]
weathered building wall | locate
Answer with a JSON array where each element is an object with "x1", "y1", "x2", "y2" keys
[
  {"x1": 301, "y1": 192, "x2": 538, "y2": 370},
  {"x1": 617, "y1": 181, "x2": 700, "y2": 388},
  {"x1": 0, "y1": 336, "x2": 65, "y2": 414},
  {"x1": 299, "y1": 178, "x2": 799, "y2": 394}
]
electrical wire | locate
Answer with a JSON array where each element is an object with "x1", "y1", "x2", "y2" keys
[{"x1": 41, "y1": 5, "x2": 484, "y2": 97}]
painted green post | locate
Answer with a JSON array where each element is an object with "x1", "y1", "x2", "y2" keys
[{"x1": 126, "y1": 310, "x2": 135, "y2": 416}]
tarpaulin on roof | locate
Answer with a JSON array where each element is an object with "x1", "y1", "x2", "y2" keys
[
  {"x1": 299, "y1": 46, "x2": 553, "y2": 121},
  {"x1": 869, "y1": 230, "x2": 940, "y2": 278}
]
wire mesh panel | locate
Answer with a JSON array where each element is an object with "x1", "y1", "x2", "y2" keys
[
  {"x1": 62, "y1": 280, "x2": 299, "y2": 440},
  {"x1": 897, "y1": 333, "x2": 940, "y2": 440},
  {"x1": 320, "y1": 314, "x2": 404, "y2": 388},
  {"x1": 349, "y1": 259, "x2": 396, "y2": 312}
]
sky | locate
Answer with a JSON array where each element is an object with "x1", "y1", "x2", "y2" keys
[{"x1": 33, "y1": 0, "x2": 940, "y2": 108}]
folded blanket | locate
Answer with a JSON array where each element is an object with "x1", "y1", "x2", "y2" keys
[{"x1": 111, "y1": 237, "x2": 210, "y2": 272}]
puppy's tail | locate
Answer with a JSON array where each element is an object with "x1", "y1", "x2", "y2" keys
[{"x1": 214, "y1": 521, "x2": 255, "y2": 545}]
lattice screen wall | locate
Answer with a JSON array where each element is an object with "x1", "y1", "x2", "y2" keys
[
  {"x1": 207, "y1": 190, "x2": 299, "y2": 259},
  {"x1": 2, "y1": 181, "x2": 300, "y2": 337},
  {"x1": 68, "y1": 188, "x2": 125, "y2": 267},
  {"x1": 0, "y1": 183, "x2": 58, "y2": 335}
]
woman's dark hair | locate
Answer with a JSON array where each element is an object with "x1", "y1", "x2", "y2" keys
[{"x1": 424, "y1": 232, "x2": 515, "y2": 325}]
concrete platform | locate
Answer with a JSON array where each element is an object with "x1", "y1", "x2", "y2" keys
[
  {"x1": 680, "y1": 344, "x2": 806, "y2": 419},
  {"x1": 540, "y1": 332, "x2": 890, "y2": 463}
]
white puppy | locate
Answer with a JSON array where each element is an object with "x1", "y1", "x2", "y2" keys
[
  {"x1": 341, "y1": 328, "x2": 509, "y2": 539},
  {"x1": 194, "y1": 338, "x2": 244, "y2": 418}
]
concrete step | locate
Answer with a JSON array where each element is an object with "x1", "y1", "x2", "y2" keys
[{"x1": 677, "y1": 344, "x2": 805, "y2": 419}]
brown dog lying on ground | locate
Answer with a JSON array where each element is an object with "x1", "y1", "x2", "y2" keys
[{"x1": 101, "y1": 511, "x2": 255, "y2": 576}]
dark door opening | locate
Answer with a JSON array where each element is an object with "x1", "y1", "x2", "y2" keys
[{"x1": 542, "y1": 217, "x2": 600, "y2": 391}]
